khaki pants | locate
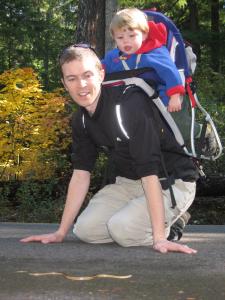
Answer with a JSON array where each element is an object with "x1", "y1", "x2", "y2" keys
[{"x1": 73, "y1": 177, "x2": 196, "y2": 247}]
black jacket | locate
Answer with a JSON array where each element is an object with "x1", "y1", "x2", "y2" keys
[{"x1": 71, "y1": 84, "x2": 198, "y2": 182}]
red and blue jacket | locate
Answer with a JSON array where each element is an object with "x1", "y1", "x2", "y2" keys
[{"x1": 102, "y1": 21, "x2": 185, "y2": 106}]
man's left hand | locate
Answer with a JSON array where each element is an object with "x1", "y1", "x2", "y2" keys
[{"x1": 153, "y1": 240, "x2": 197, "y2": 254}]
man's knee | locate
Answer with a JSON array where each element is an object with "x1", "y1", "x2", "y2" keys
[
  {"x1": 107, "y1": 215, "x2": 132, "y2": 247},
  {"x1": 73, "y1": 216, "x2": 96, "y2": 243}
]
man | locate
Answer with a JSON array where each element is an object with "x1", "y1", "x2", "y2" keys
[{"x1": 21, "y1": 44, "x2": 197, "y2": 254}]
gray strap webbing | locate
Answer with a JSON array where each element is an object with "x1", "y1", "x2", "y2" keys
[{"x1": 121, "y1": 54, "x2": 142, "y2": 70}]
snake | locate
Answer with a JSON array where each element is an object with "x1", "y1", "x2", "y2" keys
[{"x1": 17, "y1": 270, "x2": 132, "y2": 281}]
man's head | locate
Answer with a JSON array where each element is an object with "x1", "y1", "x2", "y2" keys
[
  {"x1": 59, "y1": 45, "x2": 105, "y2": 114},
  {"x1": 59, "y1": 44, "x2": 103, "y2": 75},
  {"x1": 110, "y1": 8, "x2": 149, "y2": 54}
]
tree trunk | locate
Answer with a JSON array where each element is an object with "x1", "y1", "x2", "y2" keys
[
  {"x1": 105, "y1": 0, "x2": 118, "y2": 52},
  {"x1": 43, "y1": 10, "x2": 50, "y2": 90},
  {"x1": 187, "y1": 0, "x2": 200, "y2": 59},
  {"x1": 210, "y1": 0, "x2": 220, "y2": 71},
  {"x1": 75, "y1": 0, "x2": 106, "y2": 57}
]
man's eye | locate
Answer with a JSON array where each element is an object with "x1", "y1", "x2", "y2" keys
[
  {"x1": 85, "y1": 73, "x2": 92, "y2": 79},
  {"x1": 68, "y1": 78, "x2": 76, "y2": 82}
]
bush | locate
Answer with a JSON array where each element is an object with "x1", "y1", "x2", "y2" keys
[
  {"x1": 0, "y1": 181, "x2": 23, "y2": 221},
  {"x1": 0, "y1": 178, "x2": 68, "y2": 223},
  {"x1": 0, "y1": 184, "x2": 14, "y2": 221},
  {"x1": 194, "y1": 65, "x2": 225, "y2": 176}
]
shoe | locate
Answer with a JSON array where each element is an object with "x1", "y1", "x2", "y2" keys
[
  {"x1": 167, "y1": 211, "x2": 191, "y2": 241},
  {"x1": 202, "y1": 124, "x2": 217, "y2": 156}
]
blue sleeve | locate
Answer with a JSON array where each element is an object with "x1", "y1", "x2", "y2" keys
[
  {"x1": 101, "y1": 48, "x2": 123, "y2": 73},
  {"x1": 141, "y1": 46, "x2": 183, "y2": 91}
]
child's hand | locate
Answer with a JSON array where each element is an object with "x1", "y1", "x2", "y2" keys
[{"x1": 167, "y1": 93, "x2": 182, "y2": 112}]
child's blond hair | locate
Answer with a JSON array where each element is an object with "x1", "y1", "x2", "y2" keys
[{"x1": 110, "y1": 8, "x2": 149, "y2": 37}]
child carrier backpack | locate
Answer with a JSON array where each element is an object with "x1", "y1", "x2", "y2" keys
[{"x1": 103, "y1": 10, "x2": 223, "y2": 165}]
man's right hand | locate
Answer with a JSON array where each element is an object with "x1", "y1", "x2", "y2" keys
[{"x1": 20, "y1": 231, "x2": 64, "y2": 244}]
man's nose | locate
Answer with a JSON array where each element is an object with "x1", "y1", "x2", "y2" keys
[{"x1": 78, "y1": 78, "x2": 87, "y2": 87}]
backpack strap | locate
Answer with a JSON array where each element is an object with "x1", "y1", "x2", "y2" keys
[
  {"x1": 121, "y1": 54, "x2": 142, "y2": 70},
  {"x1": 115, "y1": 83, "x2": 177, "y2": 208},
  {"x1": 104, "y1": 78, "x2": 187, "y2": 150},
  {"x1": 160, "y1": 153, "x2": 176, "y2": 208}
]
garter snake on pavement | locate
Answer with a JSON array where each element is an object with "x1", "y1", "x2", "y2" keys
[{"x1": 16, "y1": 270, "x2": 132, "y2": 281}]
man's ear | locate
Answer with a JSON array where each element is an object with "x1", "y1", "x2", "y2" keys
[{"x1": 99, "y1": 67, "x2": 105, "y2": 82}]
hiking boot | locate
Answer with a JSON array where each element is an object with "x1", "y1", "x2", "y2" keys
[
  {"x1": 202, "y1": 124, "x2": 217, "y2": 156},
  {"x1": 167, "y1": 211, "x2": 191, "y2": 241}
]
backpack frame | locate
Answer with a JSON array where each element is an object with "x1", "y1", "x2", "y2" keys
[{"x1": 103, "y1": 10, "x2": 223, "y2": 162}]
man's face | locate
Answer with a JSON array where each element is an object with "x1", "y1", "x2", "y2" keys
[{"x1": 61, "y1": 56, "x2": 105, "y2": 113}]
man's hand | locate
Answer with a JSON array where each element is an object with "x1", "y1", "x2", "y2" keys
[
  {"x1": 20, "y1": 231, "x2": 64, "y2": 244},
  {"x1": 153, "y1": 239, "x2": 197, "y2": 254},
  {"x1": 168, "y1": 94, "x2": 182, "y2": 112}
]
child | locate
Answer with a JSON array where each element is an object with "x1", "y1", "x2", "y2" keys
[{"x1": 102, "y1": 8, "x2": 185, "y2": 112}]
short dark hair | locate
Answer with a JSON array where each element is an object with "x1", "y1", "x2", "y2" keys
[{"x1": 59, "y1": 44, "x2": 102, "y2": 76}]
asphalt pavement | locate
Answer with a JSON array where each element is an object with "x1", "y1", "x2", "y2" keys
[{"x1": 0, "y1": 223, "x2": 225, "y2": 300}]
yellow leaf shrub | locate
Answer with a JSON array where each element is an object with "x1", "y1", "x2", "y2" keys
[{"x1": 0, "y1": 68, "x2": 71, "y2": 180}]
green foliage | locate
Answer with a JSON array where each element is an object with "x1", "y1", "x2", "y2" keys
[
  {"x1": 195, "y1": 65, "x2": 225, "y2": 104},
  {"x1": 15, "y1": 179, "x2": 65, "y2": 222},
  {"x1": 0, "y1": 184, "x2": 13, "y2": 220},
  {"x1": 0, "y1": 178, "x2": 68, "y2": 223},
  {"x1": 194, "y1": 65, "x2": 225, "y2": 175},
  {"x1": 119, "y1": 0, "x2": 188, "y2": 11},
  {"x1": 189, "y1": 197, "x2": 225, "y2": 224},
  {"x1": 0, "y1": 0, "x2": 76, "y2": 90},
  {"x1": 90, "y1": 152, "x2": 108, "y2": 195}
]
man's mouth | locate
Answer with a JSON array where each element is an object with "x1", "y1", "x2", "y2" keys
[{"x1": 79, "y1": 91, "x2": 89, "y2": 97}]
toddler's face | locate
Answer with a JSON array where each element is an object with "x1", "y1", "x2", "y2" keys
[{"x1": 113, "y1": 26, "x2": 147, "y2": 54}]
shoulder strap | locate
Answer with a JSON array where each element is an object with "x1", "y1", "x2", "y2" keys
[
  {"x1": 114, "y1": 82, "x2": 177, "y2": 208},
  {"x1": 121, "y1": 54, "x2": 142, "y2": 70}
]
